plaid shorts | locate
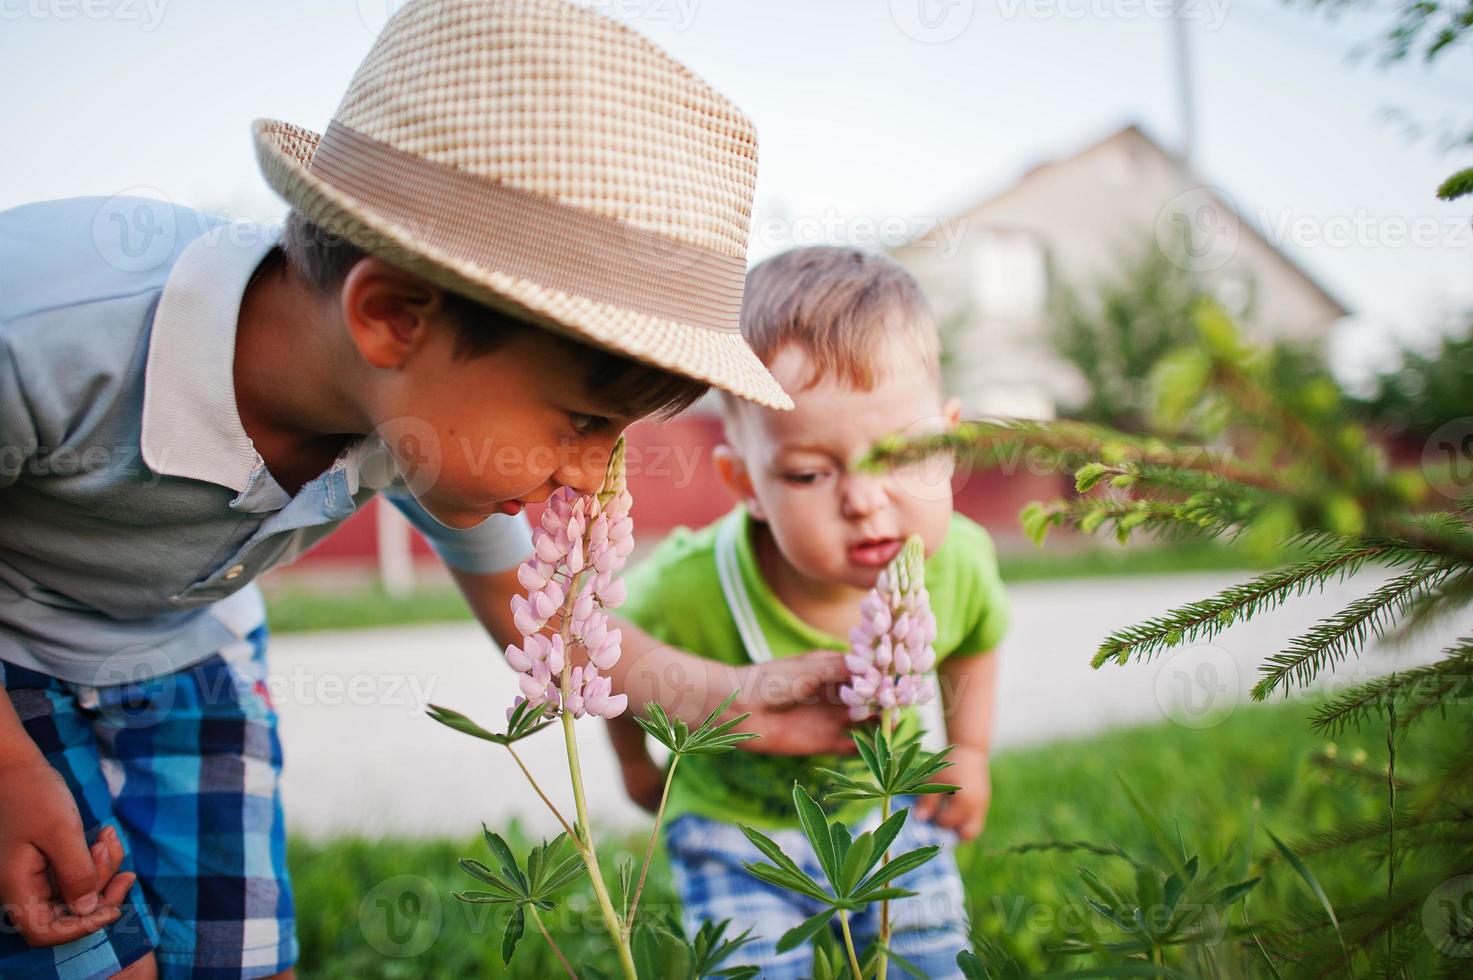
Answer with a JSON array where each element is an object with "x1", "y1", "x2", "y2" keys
[
  {"x1": 0, "y1": 626, "x2": 297, "y2": 979},
  {"x1": 665, "y1": 796, "x2": 970, "y2": 980}
]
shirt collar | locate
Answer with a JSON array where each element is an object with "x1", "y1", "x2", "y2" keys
[{"x1": 140, "y1": 221, "x2": 282, "y2": 494}]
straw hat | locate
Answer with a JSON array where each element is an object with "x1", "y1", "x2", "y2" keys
[{"x1": 253, "y1": 0, "x2": 791, "y2": 409}]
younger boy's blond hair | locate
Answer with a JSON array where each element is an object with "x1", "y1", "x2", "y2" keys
[{"x1": 731, "y1": 246, "x2": 941, "y2": 399}]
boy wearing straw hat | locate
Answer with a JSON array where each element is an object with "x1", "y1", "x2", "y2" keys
[{"x1": 0, "y1": 1, "x2": 857, "y2": 976}]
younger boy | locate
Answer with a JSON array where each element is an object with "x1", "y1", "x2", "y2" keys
[{"x1": 609, "y1": 246, "x2": 1010, "y2": 978}]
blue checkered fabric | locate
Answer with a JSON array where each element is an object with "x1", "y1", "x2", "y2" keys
[
  {"x1": 0, "y1": 626, "x2": 297, "y2": 979},
  {"x1": 665, "y1": 796, "x2": 970, "y2": 979}
]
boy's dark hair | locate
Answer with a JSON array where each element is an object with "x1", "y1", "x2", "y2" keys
[{"x1": 281, "y1": 211, "x2": 709, "y2": 420}]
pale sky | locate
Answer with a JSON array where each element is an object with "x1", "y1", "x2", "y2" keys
[{"x1": 3, "y1": 0, "x2": 1470, "y2": 384}]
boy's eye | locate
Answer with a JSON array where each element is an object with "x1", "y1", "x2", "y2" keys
[
  {"x1": 570, "y1": 413, "x2": 612, "y2": 436},
  {"x1": 782, "y1": 471, "x2": 825, "y2": 486}
]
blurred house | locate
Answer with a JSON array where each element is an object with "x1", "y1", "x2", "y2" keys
[
  {"x1": 282, "y1": 123, "x2": 1353, "y2": 584},
  {"x1": 893, "y1": 122, "x2": 1350, "y2": 419}
]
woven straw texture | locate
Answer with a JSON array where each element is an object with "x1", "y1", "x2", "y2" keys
[{"x1": 253, "y1": 0, "x2": 790, "y2": 409}]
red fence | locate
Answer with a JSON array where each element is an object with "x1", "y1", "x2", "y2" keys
[{"x1": 292, "y1": 415, "x2": 1067, "y2": 571}]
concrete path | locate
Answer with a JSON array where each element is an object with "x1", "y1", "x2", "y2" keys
[{"x1": 271, "y1": 570, "x2": 1459, "y2": 840}]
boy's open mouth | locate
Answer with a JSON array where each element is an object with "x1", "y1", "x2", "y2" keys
[
  {"x1": 847, "y1": 537, "x2": 903, "y2": 567},
  {"x1": 495, "y1": 500, "x2": 525, "y2": 516}
]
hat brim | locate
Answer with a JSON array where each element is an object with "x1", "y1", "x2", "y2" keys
[{"x1": 252, "y1": 118, "x2": 793, "y2": 411}]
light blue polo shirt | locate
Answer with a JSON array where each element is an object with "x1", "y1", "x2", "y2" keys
[{"x1": 0, "y1": 197, "x2": 532, "y2": 685}]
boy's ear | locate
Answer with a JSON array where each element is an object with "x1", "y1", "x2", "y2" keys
[
  {"x1": 340, "y1": 257, "x2": 446, "y2": 370},
  {"x1": 712, "y1": 443, "x2": 766, "y2": 521},
  {"x1": 942, "y1": 396, "x2": 963, "y2": 428}
]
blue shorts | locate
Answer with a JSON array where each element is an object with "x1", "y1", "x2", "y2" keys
[
  {"x1": 665, "y1": 796, "x2": 970, "y2": 980},
  {"x1": 0, "y1": 626, "x2": 297, "y2": 979}
]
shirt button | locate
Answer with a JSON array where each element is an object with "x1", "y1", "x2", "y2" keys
[{"x1": 223, "y1": 564, "x2": 245, "y2": 581}]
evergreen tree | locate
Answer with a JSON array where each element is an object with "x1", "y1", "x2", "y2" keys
[{"x1": 869, "y1": 301, "x2": 1473, "y2": 977}]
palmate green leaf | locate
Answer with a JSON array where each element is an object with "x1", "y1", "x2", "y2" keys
[
  {"x1": 850, "y1": 885, "x2": 919, "y2": 906},
  {"x1": 634, "y1": 700, "x2": 676, "y2": 744},
  {"x1": 453, "y1": 889, "x2": 515, "y2": 904},
  {"x1": 1207, "y1": 876, "x2": 1260, "y2": 908},
  {"x1": 826, "y1": 729, "x2": 959, "y2": 803},
  {"x1": 829, "y1": 820, "x2": 854, "y2": 883},
  {"x1": 538, "y1": 851, "x2": 586, "y2": 896},
  {"x1": 793, "y1": 785, "x2": 840, "y2": 884},
  {"x1": 776, "y1": 907, "x2": 837, "y2": 953},
  {"x1": 1076, "y1": 866, "x2": 1129, "y2": 910},
  {"x1": 869, "y1": 807, "x2": 909, "y2": 863},
  {"x1": 457, "y1": 858, "x2": 521, "y2": 898},
  {"x1": 745, "y1": 862, "x2": 833, "y2": 903},
  {"x1": 1085, "y1": 897, "x2": 1137, "y2": 934},
  {"x1": 739, "y1": 824, "x2": 811, "y2": 884},
  {"x1": 854, "y1": 844, "x2": 939, "y2": 898},
  {"x1": 838, "y1": 831, "x2": 874, "y2": 894},
  {"x1": 854, "y1": 727, "x2": 881, "y2": 775},
  {"x1": 957, "y1": 949, "x2": 988, "y2": 979},
  {"x1": 633, "y1": 915, "x2": 692, "y2": 979},
  {"x1": 1134, "y1": 865, "x2": 1162, "y2": 931},
  {"x1": 426, "y1": 699, "x2": 555, "y2": 746},
  {"x1": 524, "y1": 832, "x2": 580, "y2": 895},
  {"x1": 501, "y1": 904, "x2": 524, "y2": 965},
  {"x1": 739, "y1": 824, "x2": 833, "y2": 903},
  {"x1": 713, "y1": 967, "x2": 761, "y2": 980},
  {"x1": 481, "y1": 824, "x2": 527, "y2": 891},
  {"x1": 636, "y1": 689, "x2": 760, "y2": 756},
  {"x1": 692, "y1": 918, "x2": 759, "y2": 978}
]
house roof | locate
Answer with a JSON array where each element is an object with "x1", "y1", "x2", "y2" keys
[{"x1": 909, "y1": 122, "x2": 1351, "y2": 319}]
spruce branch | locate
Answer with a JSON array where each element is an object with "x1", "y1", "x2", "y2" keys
[
  {"x1": 1311, "y1": 637, "x2": 1473, "y2": 735},
  {"x1": 1091, "y1": 544, "x2": 1402, "y2": 668},
  {"x1": 1251, "y1": 563, "x2": 1457, "y2": 700}
]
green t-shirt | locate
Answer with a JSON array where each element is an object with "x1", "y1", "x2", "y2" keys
[{"x1": 620, "y1": 507, "x2": 1010, "y2": 830}]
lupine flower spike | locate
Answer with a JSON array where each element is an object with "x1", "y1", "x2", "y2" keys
[
  {"x1": 505, "y1": 439, "x2": 635, "y2": 722},
  {"x1": 840, "y1": 534, "x2": 938, "y2": 722}
]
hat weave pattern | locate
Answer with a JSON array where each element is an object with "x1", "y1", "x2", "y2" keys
[{"x1": 253, "y1": 0, "x2": 791, "y2": 409}]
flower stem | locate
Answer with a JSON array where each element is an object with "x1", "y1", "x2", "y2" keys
[
  {"x1": 839, "y1": 909, "x2": 865, "y2": 979},
  {"x1": 529, "y1": 904, "x2": 579, "y2": 980},
  {"x1": 877, "y1": 709, "x2": 894, "y2": 980},
  {"x1": 504, "y1": 743, "x2": 577, "y2": 840},
  {"x1": 561, "y1": 687, "x2": 637, "y2": 979},
  {"x1": 624, "y1": 752, "x2": 680, "y2": 939}
]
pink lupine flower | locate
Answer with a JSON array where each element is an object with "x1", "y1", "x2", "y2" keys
[
  {"x1": 839, "y1": 534, "x2": 938, "y2": 722},
  {"x1": 505, "y1": 441, "x2": 634, "y2": 721}
]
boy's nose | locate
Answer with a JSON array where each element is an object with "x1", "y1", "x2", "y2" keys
[
  {"x1": 554, "y1": 439, "x2": 616, "y2": 497},
  {"x1": 839, "y1": 473, "x2": 887, "y2": 519}
]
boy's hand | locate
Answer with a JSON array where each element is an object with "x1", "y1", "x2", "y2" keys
[
  {"x1": 618, "y1": 754, "x2": 668, "y2": 815},
  {"x1": 730, "y1": 650, "x2": 858, "y2": 756},
  {"x1": 0, "y1": 756, "x2": 137, "y2": 946},
  {"x1": 912, "y1": 745, "x2": 991, "y2": 842}
]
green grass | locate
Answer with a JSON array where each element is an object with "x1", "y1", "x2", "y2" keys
[
  {"x1": 263, "y1": 584, "x2": 475, "y2": 634},
  {"x1": 291, "y1": 695, "x2": 1453, "y2": 977},
  {"x1": 266, "y1": 539, "x2": 1293, "y2": 634},
  {"x1": 995, "y1": 537, "x2": 1306, "y2": 583}
]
